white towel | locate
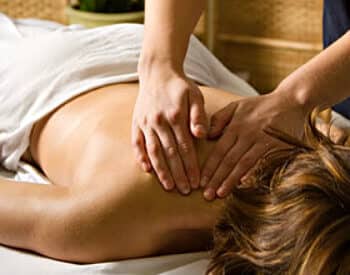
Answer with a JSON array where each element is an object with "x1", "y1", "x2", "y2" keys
[
  {"x1": 0, "y1": 13, "x2": 257, "y2": 172},
  {"x1": 0, "y1": 245, "x2": 210, "y2": 275}
]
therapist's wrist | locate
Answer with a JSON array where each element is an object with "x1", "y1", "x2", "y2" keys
[
  {"x1": 138, "y1": 54, "x2": 185, "y2": 80},
  {"x1": 273, "y1": 77, "x2": 318, "y2": 116},
  {"x1": 138, "y1": 40, "x2": 187, "y2": 74}
]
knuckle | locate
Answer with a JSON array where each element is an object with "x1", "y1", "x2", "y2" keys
[
  {"x1": 164, "y1": 146, "x2": 177, "y2": 158},
  {"x1": 176, "y1": 82, "x2": 189, "y2": 93},
  {"x1": 138, "y1": 154, "x2": 148, "y2": 163},
  {"x1": 167, "y1": 109, "x2": 182, "y2": 124},
  {"x1": 178, "y1": 142, "x2": 191, "y2": 154},
  {"x1": 140, "y1": 116, "x2": 148, "y2": 126},
  {"x1": 150, "y1": 112, "x2": 163, "y2": 126},
  {"x1": 132, "y1": 137, "x2": 143, "y2": 148}
]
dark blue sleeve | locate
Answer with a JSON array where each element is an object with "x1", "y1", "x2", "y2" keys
[{"x1": 324, "y1": 0, "x2": 350, "y2": 118}]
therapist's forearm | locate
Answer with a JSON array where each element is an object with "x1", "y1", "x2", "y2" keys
[
  {"x1": 139, "y1": 0, "x2": 206, "y2": 72},
  {"x1": 276, "y1": 31, "x2": 350, "y2": 112}
]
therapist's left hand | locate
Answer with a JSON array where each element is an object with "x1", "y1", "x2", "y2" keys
[{"x1": 200, "y1": 91, "x2": 308, "y2": 201}]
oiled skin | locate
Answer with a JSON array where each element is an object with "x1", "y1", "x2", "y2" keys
[{"x1": 15, "y1": 83, "x2": 242, "y2": 263}]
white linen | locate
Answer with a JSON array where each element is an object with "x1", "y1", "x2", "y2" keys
[
  {"x1": 0, "y1": 13, "x2": 258, "y2": 172},
  {"x1": 0, "y1": 245, "x2": 209, "y2": 275}
]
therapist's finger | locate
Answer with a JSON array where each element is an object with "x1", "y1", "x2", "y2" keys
[
  {"x1": 144, "y1": 129, "x2": 174, "y2": 191},
  {"x1": 330, "y1": 124, "x2": 348, "y2": 145},
  {"x1": 203, "y1": 139, "x2": 252, "y2": 201},
  {"x1": 131, "y1": 126, "x2": 152, "y2": 172},
  {"x1": 216, "y1": 143, "x2": 265, "y2": 198},
  {"x1": 208, "y1": 102, "x2": 237, "y2": 139},
  {"x1": 189, "y1": 87, "x2": 208, "y2": 138},
  {"x1": 200, "y1": 128, "x2": 237, "y2": 188},
  {"x1": 316, "y1": 120, "x2": 348, "y2": 145},
  {"x1": 170, "y1": 113, "x2": 200, "y2": 190},
  {"x1": 155, "y1": 123, "x2": 189, "y2": 193}
]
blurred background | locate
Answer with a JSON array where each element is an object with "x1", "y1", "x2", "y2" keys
[{"x1": 0, "y1": 0, "x2": 323, "y2": 93}]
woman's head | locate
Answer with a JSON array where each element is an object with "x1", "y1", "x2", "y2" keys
[{"x1": 209, "y1": 116, "x2": 350, "y2": 275}]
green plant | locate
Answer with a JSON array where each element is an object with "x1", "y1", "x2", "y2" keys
[{"x1": 74, "y1": 0, "x2": 144, "y2": 13}]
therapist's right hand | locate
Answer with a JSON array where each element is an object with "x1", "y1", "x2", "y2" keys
[{"x1": 132, "y1": 63, "x2": 208, "y2": 195}]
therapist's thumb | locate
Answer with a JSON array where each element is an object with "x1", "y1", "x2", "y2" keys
[
  {"x1": 189, "y1": 88, "x2": 208, "y2": 138},
  {"x1": 209, "y1": 102, "x2": 236, "y2": 139}
]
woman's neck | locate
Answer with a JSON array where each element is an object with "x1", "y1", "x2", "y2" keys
[{"x1": 153, "y1": 189, "x2": 224, "y2": 255}]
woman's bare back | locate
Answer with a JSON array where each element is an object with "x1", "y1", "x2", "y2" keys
[{"x1": 24, "y1": 83, "x2": 241, "y2": 262}]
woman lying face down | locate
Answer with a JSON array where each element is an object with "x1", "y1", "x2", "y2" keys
[
  {"x1": 3, "y1": 84, "x2": 237, "y2": 263},
  {"x1": 1, "y1": 83, "x2": 349, "y2": 274}
]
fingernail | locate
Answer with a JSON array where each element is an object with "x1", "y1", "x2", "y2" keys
[
  {"x1": 200, "y1": 176, "x2": 209, "y2": 188},
  {"x1": 195, "y1": 125, "x2": 207, "y2": 136},
  {"x1": 142, "y1": 162, "x2": 148, "y2": 171},
  {"x1": 240, "y1": 177, "x2": 254, "y2": 188},
  {"x1": 164, "y1": 181, "x2": 174, "y2": 191},
  {"x1": 182, "y1": 186, "x2": 191, "y2": 195},
  {"x1": 204, "y1": 188, "x2": 215, "y2": 201},
  {"x1": 217, "y1": 187, "x2": 227, "y2": 198}
]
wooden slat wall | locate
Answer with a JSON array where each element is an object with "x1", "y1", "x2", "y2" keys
[
  {"x1": 206, "y1": 0, "x2": 324, "y2": 92},
  {"x1": 0, "y1": 0, "x2": 67, "y2": 23}
]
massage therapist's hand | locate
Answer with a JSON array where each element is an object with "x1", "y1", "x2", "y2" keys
[
  {"x1": 201, "y1": 90, "x2": 308, "y2": 201},
  {"x1": 132, "y1": 63, "x2": 208, "y2": 195}
]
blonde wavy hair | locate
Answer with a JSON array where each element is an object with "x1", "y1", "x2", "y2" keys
[{"x1": 208, "y1": 114, "x2": 350, "y2": 275}]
